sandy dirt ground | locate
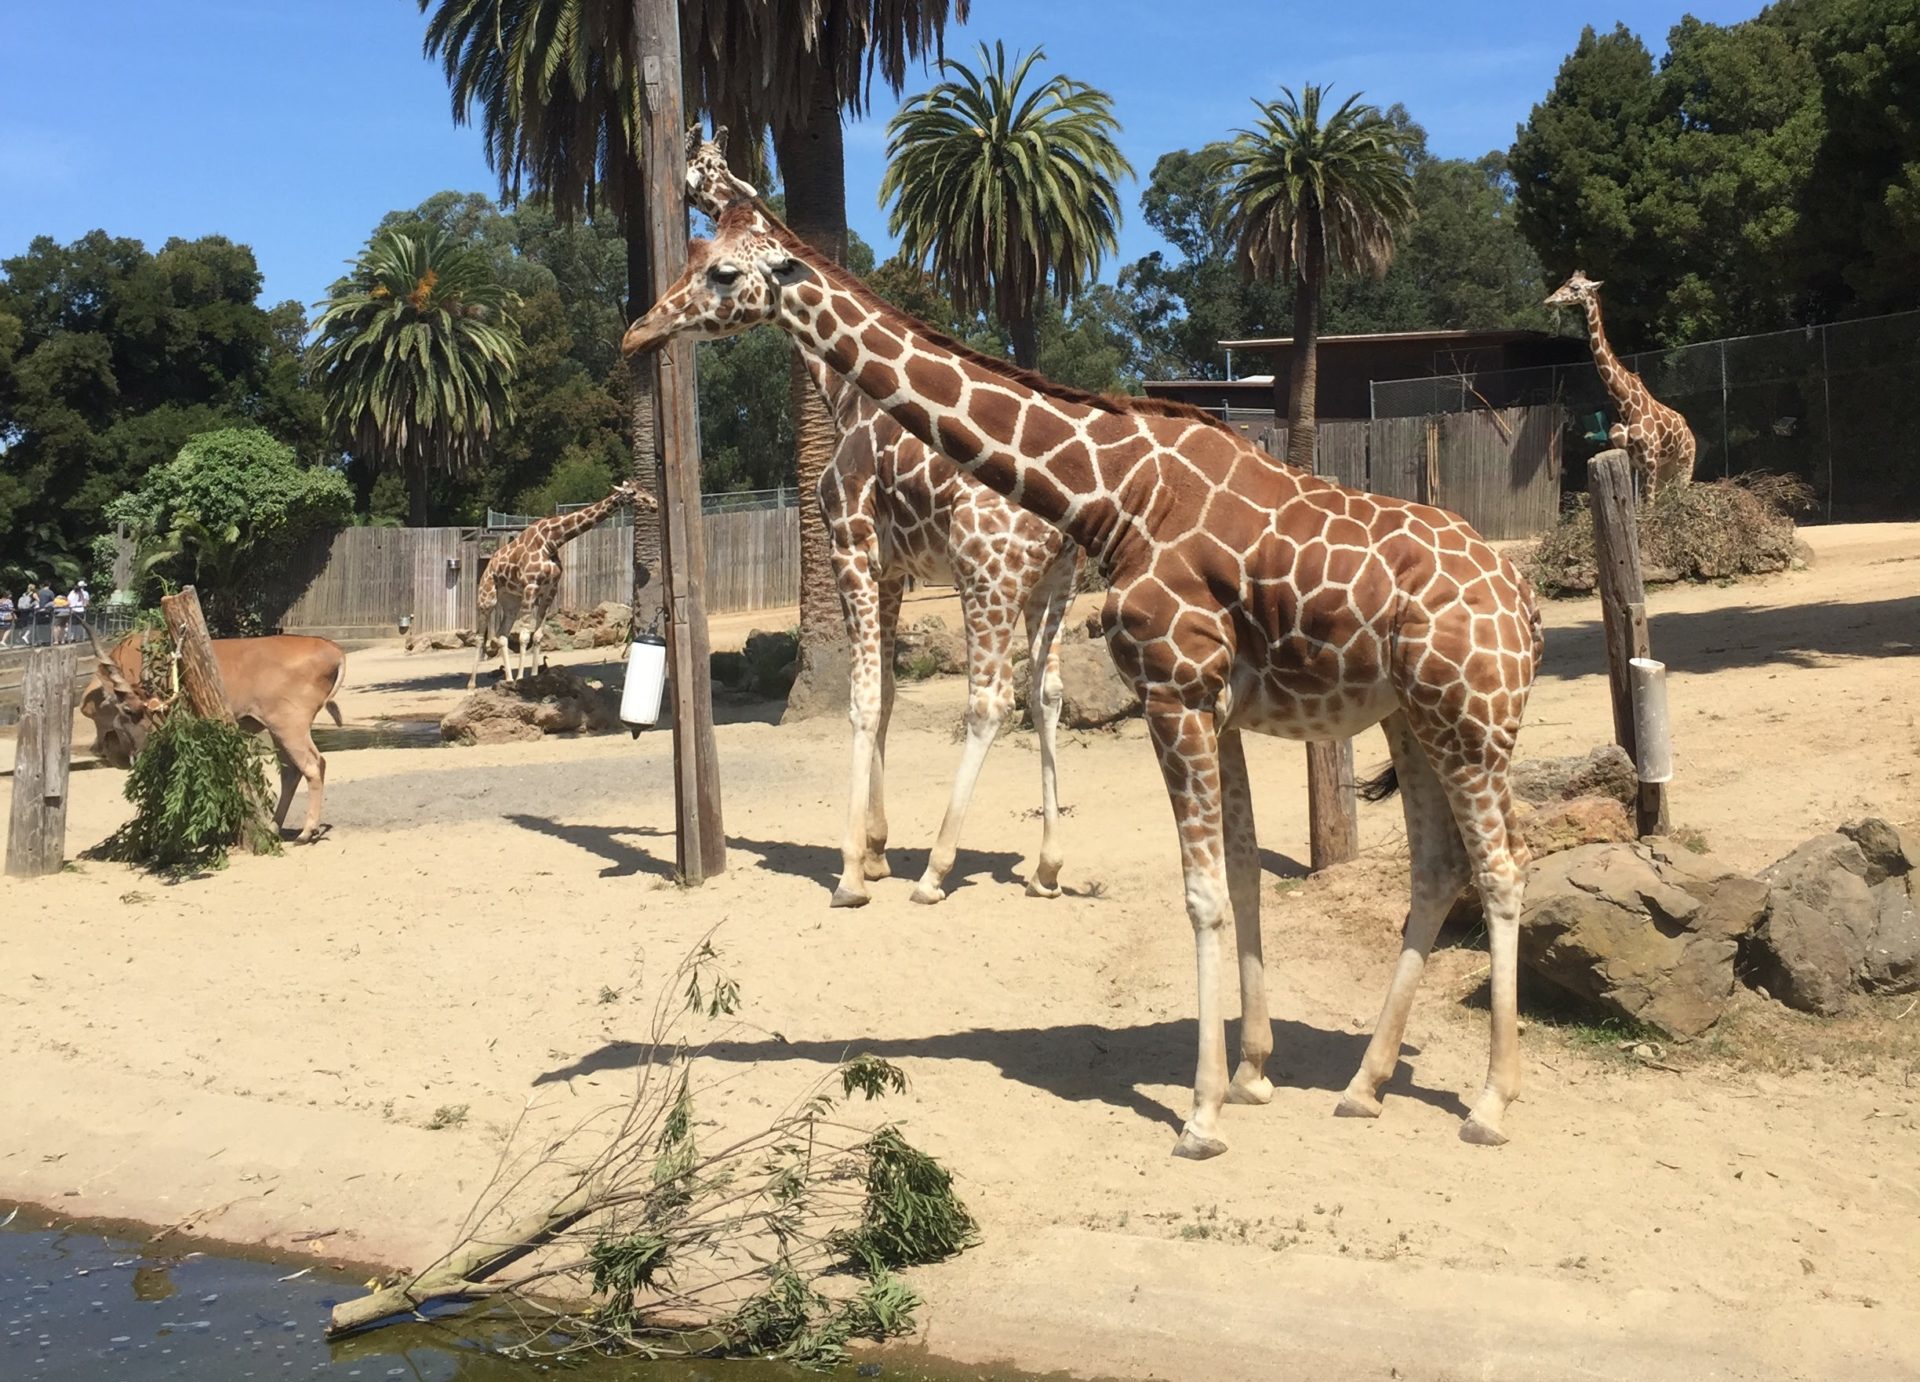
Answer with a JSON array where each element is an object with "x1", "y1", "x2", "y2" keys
[{"x1": 4, "y1": 522, "x2": 1919, "y2": 1380}]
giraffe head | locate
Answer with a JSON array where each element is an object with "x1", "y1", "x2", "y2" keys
[
  {"x1": 621, "y1": 202, "x2": 802, "y2": 357},
  {"x1": 683, "y1": 124, "x2": 758, "y2": 220},
  {"x1": 1544, "y1": 270, "x2": 1602, "y2": 309},
  {"x1": 610, "y1": 478, "x2": 659, "y2": 513}
]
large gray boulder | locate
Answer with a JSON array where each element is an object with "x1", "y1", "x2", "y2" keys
[
  {"x1": 1519, "y1": 841, "x2": 1766, "y2": 1038},
  {"x1": 1055, "y1": 638, "x2": 1141, "y2": 728},
  {"x1": 1863, "y1": 875, "x2": 1920, "y2": 994},
  {"x1": 1750, "y1": 830, "x2": 1885, "y2": 1015}
]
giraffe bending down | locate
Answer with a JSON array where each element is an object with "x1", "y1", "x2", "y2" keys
[
  {"x1": 469, "y1": 481, "x2": 656, "y2": 690},
  {"x1": 625, "y1": 198, "x2": 1546, "y2": 1156},
  {"x1": 1546, "y1": 270, "x2": 1696, "y2": 498},
  {"x1": 686, "y1": 126, "x2": 1081, "y2": 908}
]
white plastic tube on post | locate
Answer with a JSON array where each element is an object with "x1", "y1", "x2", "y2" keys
[
  {"x1": 1628, "y1": 657, "x2": 1673, "y2": 784},
  {"x1": 620, "y1": 634, "x2": 668, "y2": 735}
]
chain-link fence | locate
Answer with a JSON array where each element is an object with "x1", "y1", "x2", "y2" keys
[{"x1": 1369, "y1": 309, "x2": 1920, "y2": 520}]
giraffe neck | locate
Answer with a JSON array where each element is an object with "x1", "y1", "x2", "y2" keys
[
  {"x1": 798, "y1": 351, "x2": 873, "y2": 435},
  {"x1": 767, "y1": 229, "x2": 1128, "y2": 547},
  {"x1": 538, "y1": 492, "x2": 627, "y2": 548},
  {"x1": 1583, "y1": 296, "x2": 1634, "y2": 404}
]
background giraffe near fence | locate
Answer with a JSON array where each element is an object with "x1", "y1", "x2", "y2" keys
[
  {"x1": 686, "y1": 126, "x2": 1077, "y2": 909},
  {"x1": 1546, "y1": 270, "x2": 1697, "y2": 498},
  {"x1": 469, "y1": 481, "x2": 656, "y2": 690},
  {"x1": 625, "y1": 188, "x2": 1547, "y2": 1158}
]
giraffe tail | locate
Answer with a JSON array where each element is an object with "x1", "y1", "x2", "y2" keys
[{"x1": 1357, "y1": 763, "x2": 1400, "y2": 802}]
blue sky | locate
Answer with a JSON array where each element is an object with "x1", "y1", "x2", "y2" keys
[{"x1": 1, "y1": 0, "x2": 1768, "y2": 315}]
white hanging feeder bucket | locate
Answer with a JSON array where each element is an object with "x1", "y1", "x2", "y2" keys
[{"x1": 621, "y1": 633, "x2": 668, "y2": 734}]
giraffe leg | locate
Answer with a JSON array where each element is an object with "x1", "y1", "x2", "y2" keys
[
  {"x1": 1146, "y1": 699, "x2": 1234, "y2": 1159},
  {"x1": 1022, "y1": 559, "x2": 1072, "y2": 898},
  {"x1": 832, "y1": 541, "x2": 886, "y2": 908},
  {"x1": 1218, "y1": 727, "x2": 1272, "y2": 1105},
  {"x1": 1456, "y1": 769, "x2": 1526, "y2": 1146},
  {"x1": 1336, "y1": 713, "x2": 1470, "y2": 1120},
  {"x1": 912, "y1": 583, "x2": 1016, "y2": 905},
  {"x1": 864, "y1": 576, "x2": 905, "y2": 879}
]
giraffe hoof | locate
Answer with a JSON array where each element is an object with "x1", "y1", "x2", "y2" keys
[
  {"x1": 863, "y1": 855, "x2": 892, "y2": 881},
  {"x1": 1024, "y1": 877, "x2": 1062, "y2": 899},
  {"x1": 1334, "y1": 1091, "x2": 1382, "y2": 1120},
  {"x1": 829, "y1": 886, "x2": 870, "y2": 909},
  {"x1": 1171, "y1": 1126, "x2": 1229, "y2": 1160},
  {"x1": 1227, "y1": 1074, "x2": 1273, "y2": 1106},
  {"x1": 1459, "y1": 1116, "x2": 1508, "y2": 1147},
  {"x1": 909, "y1": 881, "x2": 946, "y2": 906}
]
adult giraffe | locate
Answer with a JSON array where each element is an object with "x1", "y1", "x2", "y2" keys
[
  {"x1": 469, "y1": 481, "x2": 656, "y2": 689},
  {"x1": 624, "y1": 198, "x2": 1545, "y2": 1157},
  {"x1": 1546, "y1": 270, "x2": 1696, "y2": 498},
  {"x1": 686, "y1": 128, "x2": 1076, "y2": 909}
]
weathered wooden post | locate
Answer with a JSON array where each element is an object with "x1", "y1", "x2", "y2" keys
[
  {"x1": 5, "y1": 646, "x2": 75, "y2": 877},
  {"x1": 1307, "y1": 739, "x2": 1359, "y2": 870},
  {"x1": 157, "y1": 586, "x2": 273, "y2": 853},
  {"x1": 1587, "y1": 450, "x2": 1671, "y2": 836},
  {"x1": 633, "y1": 0, "x2": 726, "y2": 883}
]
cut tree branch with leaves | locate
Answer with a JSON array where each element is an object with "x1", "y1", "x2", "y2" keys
[{"x1": 326, "y1": 934, "x2": 977, "y2": 1368}]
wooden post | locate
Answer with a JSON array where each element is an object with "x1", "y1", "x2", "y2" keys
[
  {"x1": 158, "y1": 587, "x2": 236, "y2": 724},
  {"x1": 1306, "y1": 738, "x2": 1359, "y2": 870},
  {"x1": 157, "y1": 586, "x2": 272, "y2": 852},
  {"x1": 6, "y1": 647, "x2": 75, "y2": 877},
  {"x1": 1587, "y1": 451, "x2": 1670, "y2": 836},
  {"x1": 634, "y1": 0, "x2": 726, "y2": 883}
]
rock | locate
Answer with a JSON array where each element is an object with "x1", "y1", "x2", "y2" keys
[
  {"x1": 1519, "y1": 795, "x2": 1634, "y2": 858},
  {"x1": 1643, "y1": 564, "x2": 1682, "y2": 585},
  {"x1": 1838, "y1": 817, "x2": 1915, "y2": 885},
  {"x1": 1519, "y1": 842, "x2": 1759, "y2": 1038},
  {"x1": 1055, "y1": 639, "x2": 1140, "y2": 728},
  {"x1": 593, "y1": 601, "x2": 632, "y2": 629},
  {"x1": 894, "y1": 616, "x2": 967, "y2": 677},
  {"x1": 1862, "y1": 876, "x2": 1920, "y2": 994},
  {"x1": 439, "y1": 667, "x2": 622, "y2": 745},
  {"x1": 1510, "y1": 746, "x2": 1637, "y2": 807},
  {"x1": 1751, "y1": 832, "x2": 1881, "y2": 1015},
  {"x1": 590, "y1": 624, "x2": 625, "y2": 648}
]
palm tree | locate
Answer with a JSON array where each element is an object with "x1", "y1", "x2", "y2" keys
[
  {"x1": 1209, "y1": 85, "x2": 1415, "y2": 467},
  {"x1": 880, "y1": 42, "x2": 1131, "y2": 369},
  {"x1": 418, "y1": 0, "x2": 968, "y2": 719},
  {"x1": 310, "y1": 227, "x2": 520, "y2": 527}
]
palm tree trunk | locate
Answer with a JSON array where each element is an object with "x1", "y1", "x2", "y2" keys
[
  {"x1": 407, "y1": 464, "x2": 431, "y2": 528},
  {"x1": 1285, "y1": 260, "x2": 1321, "y2": 471},
  {"x1": 1008, "y1": 309, "x2": 1039, "y2": 370},
  {"x1": 624, "y1": 178, "x2": 664, "y2": 625},
  {"x1": 774, "y1": 83, "x2": 851, "y2": 723}
]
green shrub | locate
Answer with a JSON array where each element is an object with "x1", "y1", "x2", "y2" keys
[{"x1": 92, "y1": 712, "x2": 280, "y2": 875}]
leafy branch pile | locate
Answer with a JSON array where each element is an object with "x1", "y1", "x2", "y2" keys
[
  {"x1": 1525, "y1": 473, "x2": 1814, "y2": 598},
  {"x1": 327, "y1": 939, "x2": 978, "y2": 1369},
  {"x1": 91, "y1": 710, "x2": 280, "y2": 875}
]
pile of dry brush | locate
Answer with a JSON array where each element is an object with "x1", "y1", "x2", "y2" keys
[{"x1": 1524, "y1": 473, "x2": 1815, "y2": 597}]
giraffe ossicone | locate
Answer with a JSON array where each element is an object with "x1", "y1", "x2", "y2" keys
[
  {"x1": 625, "y1": 197, "x2": 1546, "y2": 1157},
  {"x1": 468, "y1": 481, "x2": 657, "y2": 691},
  {"x1": 1545, "y1": 269, "x2": 1697, "y2": 498}
]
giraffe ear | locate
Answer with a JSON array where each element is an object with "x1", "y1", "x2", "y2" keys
[{"x1": 763, "y1": 255, "x2": 806, "y2": 285}]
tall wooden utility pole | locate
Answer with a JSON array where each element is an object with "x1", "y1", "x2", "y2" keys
[
  {"x1": 633, "y1": 0, "x2": 726, "y2": 883},
  {"x1": 1588, "y1": 450, "x2": 1671, "y2": 837},
  {"x1": 5, "y1": 646, "x2": 74, "y2": 878}
]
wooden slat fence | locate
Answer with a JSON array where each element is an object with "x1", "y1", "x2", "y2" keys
[{"x1": 267, "y1": 506, "x2": 801, "y2": 638}]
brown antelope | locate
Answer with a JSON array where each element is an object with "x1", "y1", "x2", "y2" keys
[{"x1": 82, "y1": 631, "x2": 347, "y2": 843}]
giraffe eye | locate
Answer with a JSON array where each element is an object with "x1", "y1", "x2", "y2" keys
[{"x1": 709, "y1": 264, "x2": 742, "y2": 287}]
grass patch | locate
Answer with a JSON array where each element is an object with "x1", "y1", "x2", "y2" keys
[
  {"x1": 1525, "y1": 472, "x2": 1814, "y2": 598},
  {"x1": 426, "y1": 1103, "x2": 470, "y2": 1130},
  {"x1": 897, "y1": 650, "x2": 943, "y2": 682}
]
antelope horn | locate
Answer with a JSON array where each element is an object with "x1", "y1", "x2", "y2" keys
[{"x1": 85, "y1": 624, "x2": 138, "y2": 696}]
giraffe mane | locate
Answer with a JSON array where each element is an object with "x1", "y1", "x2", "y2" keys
[{"x1": 731, "y1": 205, "x2": 1233, "y2": 436}]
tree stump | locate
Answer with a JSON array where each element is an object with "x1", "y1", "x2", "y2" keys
[
  {"x1": 1307, "y1": 738, "x2": 1360, "y2": 870},
  {"x1": 1587, "y1": 451, "x2": 1671, "y2": 837}
]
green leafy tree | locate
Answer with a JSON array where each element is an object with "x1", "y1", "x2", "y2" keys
[
  {"x1": 880, "y1": 42, "x2": 1132, "y2": 369},
  {"x1": 1209, "y1": 85, "x2": 1417, "y2": 466},
  {"x1": 103, "y1": 426, "x2": 352, "y2": 632},
  {"x1": 0, "y1": 232, "x2": 307, "y2": 580},
  {"x1": 309, "y1": 227, "x2": 521, "y2": 526}
]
